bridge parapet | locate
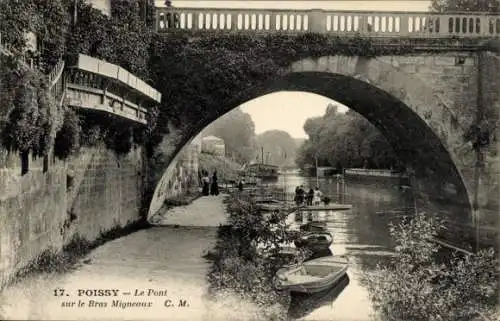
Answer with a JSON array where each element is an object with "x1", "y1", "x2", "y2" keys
[
  {"x1": 156, "y1": 8, "x2": 500, "y2": 38},
  {"x1": 65, "y1": 54, "x2": 162, "y2": 124}
]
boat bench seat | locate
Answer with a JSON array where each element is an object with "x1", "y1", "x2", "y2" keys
[
  {"x1": 285, "y1": 274, "x2": 323, "y2": 283},
  {"x1": 304, "y1": 265, "x2": 338, "y2": 277}
]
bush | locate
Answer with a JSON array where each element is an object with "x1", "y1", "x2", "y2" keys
[
  {"x1": 205, "y1": 192, "x2": 308, "y2": 321},
  {"x1": 363, "y1": 213, "x2": 499, "y2": 321},
  {"x1": 0, "y1": 65, "x2": 62, "y2": 157},
  {"x1": 54, "y1": 108, "x2": 81, "y2": 159}
]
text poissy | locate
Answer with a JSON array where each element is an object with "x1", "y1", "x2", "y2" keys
[{"x1": 77, "y1": 289, "x2": 120, "y2": 297}]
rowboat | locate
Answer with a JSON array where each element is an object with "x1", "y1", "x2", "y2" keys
[
  {"x1": 256, "y1": 203, "x2": 282, "y2": 211},
  {"x1": 269, "y1": 247, "x2": 302, "y2": 266},
  {"x1": 294, "y1": 232, "x2": 333, "y2": 252},
  {"x1": 274, "y1": 256, "x2": 349, "y2": 293},
  {"x1": 299, "y1": 221, "x2": 328, "y2": 233},
  {"x1": 255, "y1": 199, "x2": 293, "y2": 213}
]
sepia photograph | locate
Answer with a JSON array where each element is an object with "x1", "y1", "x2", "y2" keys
[{"x1": 0, "y1": 0, "x2": 499, "y2": 320}]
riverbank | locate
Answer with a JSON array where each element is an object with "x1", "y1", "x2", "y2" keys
[
  {"x1": 1, "y1": 218, "x2": 151, "y2": 293},
  {"x1": 3, "y1": 189, "x2": 205, "y2": 293},
  {"x1": 199, "y1": 153, "x2": 242, "y2": 183}
]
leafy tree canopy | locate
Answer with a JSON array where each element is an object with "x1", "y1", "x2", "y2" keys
[
  {"x1": 200, "y1": 108, "x2": 257, "y2": 164},
  {"x1": 295, "y1": 104, "x2": 399, "y2": 170},
  {"x1": 430, "y1": 0, "x2": 499, "y2": 12},
  {"x1": 256, "y1": 130, "x2": 298, "y2": 168}
]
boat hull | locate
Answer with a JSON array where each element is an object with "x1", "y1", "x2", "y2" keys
[
  {"x1": 285, "y1": 268, "x2": 347, "y2": 294},
  {"x1": 294, "y1": 232, "x2": 333, "y2": 252},
  {"x1": 300, "y1": 222, "x2": 328, "y2": 233},
  {"x1": 274, "y1": 256, "x2": 349, "y2": 294}
]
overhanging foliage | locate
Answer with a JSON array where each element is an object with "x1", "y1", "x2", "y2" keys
[
  {"x1": 0, "y1": 54, "x2": 63, "y2": 157},
  {"x1": 0, "y1": 0, "x2": 157, "y2": 158}
]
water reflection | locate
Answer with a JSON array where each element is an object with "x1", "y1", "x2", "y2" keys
[
  {"x1": 274, "y1": 175, "x2": 414, "y2": 320},
  {"x1": 288, "y1": 274, "x2": 350, "y2": 320},
  {"x1": 270, "y1": 173, "x2": 482, "y2": 320}
]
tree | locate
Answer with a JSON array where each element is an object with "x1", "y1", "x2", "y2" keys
[
  {"x1": 430, "y1": 0, "x2": 499, "y2": 12},
  {"x1": 256, "y1": 130, "x2": 298, "y2": 167},
  {"x1": 201, "y1": 108, "x2": 257, "y2": 164},
  {"x1": 295, "y1": 104, "x2": 398, "y2": 170}
]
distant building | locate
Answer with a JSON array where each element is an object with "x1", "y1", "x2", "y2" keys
[
  {"x1": 317, "y1": 166, "x2": 336, "y2": 177},
  {"x1": 201, "y1": 135, "x2": 225, "y2": 156}
]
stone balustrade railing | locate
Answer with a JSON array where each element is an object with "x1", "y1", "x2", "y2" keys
[{"x1": 156, "y1": 8, "x2": 500, "y2": 38}]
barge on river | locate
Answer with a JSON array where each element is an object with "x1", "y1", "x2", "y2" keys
[{"x1": 245, "y1": 163, "x2": 279, "y2": 181}]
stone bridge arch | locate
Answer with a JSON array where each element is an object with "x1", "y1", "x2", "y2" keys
[{"x1": 148, "y1": 54, "x2": 477, "y2": 225}]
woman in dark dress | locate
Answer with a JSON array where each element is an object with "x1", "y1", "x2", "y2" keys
[
  {"x1": 296, "y1": 185, "x2": 305, "y2": 206},
  {"x1": 202, "y1": 170, "x2": 210, "y2": 196},
  {"x1": 306, "y1": 188, "x2": 314, "y2": 206},
  {"x1": 210, "y1": 171, "x2": 219, "y2": 196}
]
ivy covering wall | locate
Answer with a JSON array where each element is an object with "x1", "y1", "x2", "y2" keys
[
  {"x1": 0, "y1": 54, "x2": 62, "y2": 159},
  {"x1": 147, "y1": 33, "x2": 425, "y2": 146}
]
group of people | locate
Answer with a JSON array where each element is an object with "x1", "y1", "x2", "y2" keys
[
  {"x1": 201, "y1": 170, "x2": 219, "y2": 196},
  {"x1": 294, "y1": 185, "x2": 325, "y2": 206}
]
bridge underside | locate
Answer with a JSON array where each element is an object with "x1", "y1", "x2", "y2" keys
[{"x1": 184, "y1": 71, "x2": 471, "y2": 216}]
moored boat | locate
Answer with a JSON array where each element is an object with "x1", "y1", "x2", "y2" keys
[
  {"x1": 300, "y1": 221, "x2": 328, "y2": 233},
  {"x1": 246, "y1": 163, "x2": 279, "y2": 181},
  {"x1": 256, "y1": 203, "x2": 282, "y2": 212},
  {"x1": 294, "y1": 232, "x2": 333, "y2": 252},
  {"x1": 274, "y1": 256, "x2": 349, "y2": 293},
  {"x1": 298, "y1": 203, "x2": 353, "y2": 211}
]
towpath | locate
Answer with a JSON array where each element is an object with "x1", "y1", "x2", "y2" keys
[{"x1": 0, "y1": 194, "x2": 232, "y2": 321}]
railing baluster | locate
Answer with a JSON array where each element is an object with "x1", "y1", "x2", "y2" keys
[{"x1": 155, "y1": 8, "x2": 499, "y2": 38}]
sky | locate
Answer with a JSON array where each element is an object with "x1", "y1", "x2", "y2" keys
[
  {"x1": 239, "y1": 92, "x2": 345, "y2": 138},
  {"x1": 158, "y1": 1, "x2": 433, "y2": 138}
]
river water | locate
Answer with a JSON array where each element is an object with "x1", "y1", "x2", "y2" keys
[{"x1": 271, "y1": 174, "x2": 415, "y2": 321}]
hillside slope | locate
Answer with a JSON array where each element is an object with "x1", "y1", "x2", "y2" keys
[{"x1": 199, "y1": 153, "x2": 243, "y2": 182}]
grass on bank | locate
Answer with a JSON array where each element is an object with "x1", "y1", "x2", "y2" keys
[
  {"x1": 5, "y1": 219, "x2": 150, "y2": 291},
  {"x1": 203, "y1": 191, "x2": 309, "y2": 321},
  {"x1": 199, "y1": 152, "x2": 242, "y2": 183}
]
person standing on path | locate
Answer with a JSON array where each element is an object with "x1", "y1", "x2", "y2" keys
[
  {"x1": 295, "y1": 185, "x2": 305, "y2": 206},
  {"x1": 294, "y1": 186, "x2": 301, "y2": 206},
  {"x1": 202, "y1": 170, "x2": 210, "y2": 196},
  {"x1": 312, "y1": 186, "x2": 323, "y2": 206},
  {"x1": 210, "y1": 171, "x2": 219, "y2": 196},
  {"x1": 306, "y1": 188, "x2": 314, "y2": 206}
]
